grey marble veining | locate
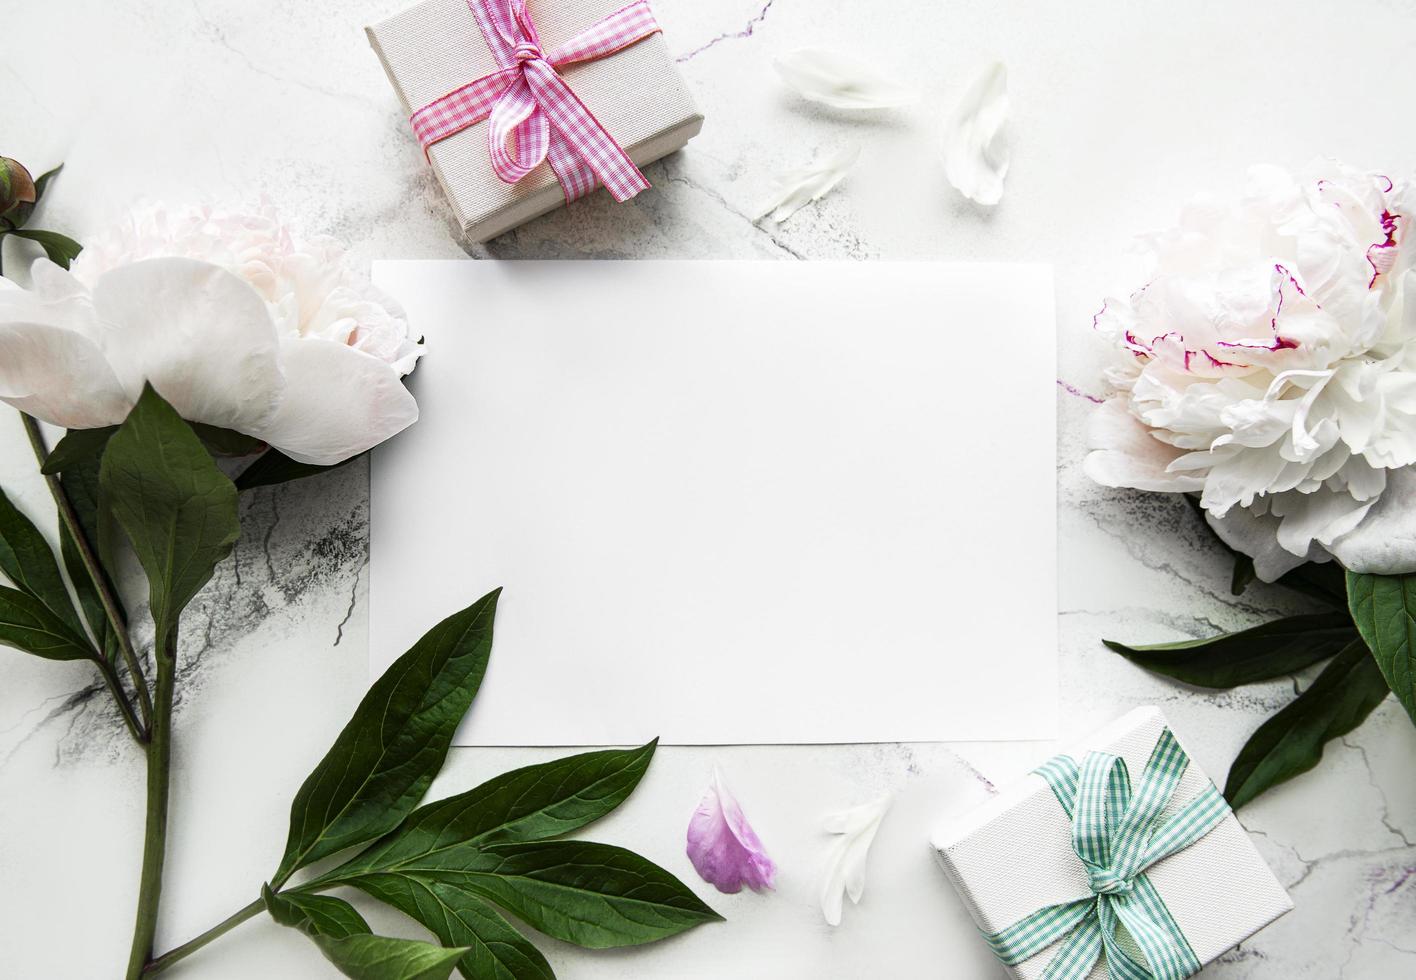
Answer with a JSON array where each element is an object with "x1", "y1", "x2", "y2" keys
[{"x1": 2, "y1": 0, "x2": 1415, "y2": 976}]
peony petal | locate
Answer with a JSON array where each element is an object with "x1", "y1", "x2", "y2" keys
[
  {"x1": 1328, "y1": 465, "x2": 1416, "y2": 574},
  {"x1": 253, "y1": 338, "x2": 418, "y2": 466},
  {"x1": 773, "y1": 49, "x2": 918, "y2": 110},
  {"x1": 819, "y1": 794, "x2": 890, "y2": 926},
  {"x1": 941, "y1": 62, "x2": 1010, "y2": 206},
  {"x1": 0, "y1": 258, "x2": 102, "y2": 341},
  {"x1": 1269, "y1": 488, "x2": 1373, "y2": 555},
  {"x1": 1205, "y1": 505, "x2": 1323, "y2": 582},
  {"x1": 758, "y1": 146, "x2": 860, "y2": 224},
  {"x1": 1084, "y1": 398, "x2": 1206, "y2": 493},
  {"x1": 92, "y1": 257, "x2": 285, "y2": 433},
  {"x1": 686, "y1": 768, "x2": 776, "y2": 895},
  {"x1": 29, "y1": 257, "x2": 90, "y2": 305},
  {"x1": 0, "y1": 321, "x2": 132, "y2": 428}
]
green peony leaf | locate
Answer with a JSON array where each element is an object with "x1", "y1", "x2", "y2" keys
[
  {"x1": 326, "y1": 742, "x2": 659, "y2": 879},
  {"x1": 1104, "y1": 611, "x2": 1355, "y2": 688},
  {"x1": 265, "y1": 884, "x2": 468, "y2": 980},
  {"x1": 272, "y1": 589, "x2": 500, "y2": 886},
  {"x1": 0, "y1": 485, "x2": 88, "y2": 640},
  {"x1": 1230, "y1": 553, "x2": 1257, "y2": 596},
  {"x1": 190, "y1": 423, "x2": 265, "y2": 458},
  {"x1": 0, "y1": 584, "x2": 95, "y2": 660},
  {"x1": 58, "y1": 451, "x2": 118, "y2": 572},
  {"x1": 237, "y1": 448, "x2": 363, "y2": 492},
  {"x1": 301, "y1": 742, "x2": 717, "y2": 972},
  {"x1": 331, "y1": 839, "x2": 720, "y2": 951},
  {"x1": 345, "y1": 875, "x2": 555, "y2": 980},
  {"x1": 30, "y1": 165, "x2": 61, "y2": 207},
  {"x1": 99, "y1": 384, "x2": 240, "y2": 643},
  {"x1": 41, "y1": 426, "x2": 117, "y2": 475},
  {"x1": 1275, "y1": 561, "x2": 1348, "y2": 607},
  {"x1": 310, "y1": 934, "x2": 467, "y2": 980},
  {"x1": 1347, "y1": 571, "x2": 1416, "y2": 726},
  {"x1": 1224, "y1": 640, "x2": 1391, "y2": 808},
  {"x1": 264, "y1": 601, "x2": 716, "y2": 973},
  {"x1": 57, "y1": 453, "x2": 125, "y2": 662},
  {"x1": 40, "y1": 426, "x2": 116, "y2": 475},
  {"x1": 42, "y1": 428, "x2": 126, "y2": 662},
  {"x1": 7, "y1": 228, "x2": 82, "y2": 269},
  {"x1": 264, "y1": 885, "x2": 370, "y2": 940}
]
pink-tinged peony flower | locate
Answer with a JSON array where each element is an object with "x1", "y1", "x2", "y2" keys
[
  {"x1": 1086, "y1": 162, "x2": 1416, "y2": 579},
  {"x1": 0, "y1": 202, "x2": 423, "y2": 465},
  {"x1": 686, "y1": 768, "x2": 776, "y2": 894}
]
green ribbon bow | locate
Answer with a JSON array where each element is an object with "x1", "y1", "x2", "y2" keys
[{"x1": 982, "y1": 727, "x2": 1231, "y2": 980}]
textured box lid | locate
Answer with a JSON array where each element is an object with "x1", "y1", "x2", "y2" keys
[
  {"x1": 367, "y1": 0, "x2": 702, "y2": 240},
  {"x1": 932, "y1": 707, "x2": 1293, "y2": 980}
]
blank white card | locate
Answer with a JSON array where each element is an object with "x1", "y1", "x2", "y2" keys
[{"x1": 370, "y1": 261, "x2": 1057, "y2": 745}]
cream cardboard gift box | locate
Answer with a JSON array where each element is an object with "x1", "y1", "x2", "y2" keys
[
  {"x1": 367, "y1": 0, "x2": 703, "y2": 242},
  {"x1": 932, "y1": 707, "x2": 1292, "y2": 980}
]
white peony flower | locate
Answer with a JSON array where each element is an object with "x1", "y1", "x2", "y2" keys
[
  {"x1": 0, "y1": 202, "x2": 422, "y2": 465},
  {"x1": 1086, "y1": 163, "x2": 1416, "y2": 579}
]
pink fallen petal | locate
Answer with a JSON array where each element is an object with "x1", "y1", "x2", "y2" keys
[{"x1": 686, "y1": 768, "x2": 776, "y2": 894}]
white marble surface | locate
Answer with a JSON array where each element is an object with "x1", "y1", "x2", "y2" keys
[{"x1": 2, "y1": 1, "x2": 1415, "y2": 977}]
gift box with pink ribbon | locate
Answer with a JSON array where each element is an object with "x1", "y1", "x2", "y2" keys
[{"x1": 368, "y1": 0, "x2": 703, "y2": 242}]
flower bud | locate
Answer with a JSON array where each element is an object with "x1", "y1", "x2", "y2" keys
[{"x1": 1, "y1": 157, "x2": 37, "y2": 226}]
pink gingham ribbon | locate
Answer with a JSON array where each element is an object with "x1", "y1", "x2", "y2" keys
[{"x1": 410, "y1": 0, "x2": 659, "y2": 203}]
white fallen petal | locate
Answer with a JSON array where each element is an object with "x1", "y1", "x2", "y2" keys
[
  {"x1": 254, "y1": 338, "x2": 418, "y2": 465},
  {"x1": 758, "y1": 146, "x2": 860, "y2": 224},
  {"x1": 773, "y1": 48, "x2": 918, "y2": 110},
  {"x1": 819, "y1": 794, "x2": 891, "y2": 926},
  {"x1": 942, "y1": 61, "x2": 1010, "y2": 205},
  {"x1": 93, "y1": 257, "x2": 285, "y2": 433}
]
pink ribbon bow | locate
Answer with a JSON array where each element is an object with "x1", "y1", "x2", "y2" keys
[{"x1": 410, "y1": 0, "x2": 660, "y2": 203}]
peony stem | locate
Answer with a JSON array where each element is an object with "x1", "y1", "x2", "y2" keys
[
  {"x1": 146, "y1": 876, "x2": 341, "y2": 975},
  {"x1": 20, "y1": 412, "x2": 153, "y2": 736},
  {"x1": 94, "y1": 653, "x2": 146, "y2": 743},
  {"x1": 124, "y1": 625, "x2": 177, "y2": 980},
  {"x1": 142, "y1": 898, "x2": 265, "y2": 976}
]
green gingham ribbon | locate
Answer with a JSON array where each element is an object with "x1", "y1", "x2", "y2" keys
[{"x1": 982, "y1": 727, "x2": 1231, "y2": 980}]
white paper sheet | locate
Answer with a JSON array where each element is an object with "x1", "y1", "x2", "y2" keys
[{"x1": 370, "y1": 260, "x2": 1057, "y2": 745}]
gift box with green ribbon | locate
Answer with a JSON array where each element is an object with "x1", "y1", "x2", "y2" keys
[{"x1": 932, "y1": 707, "x2": 1292, "y2": 980}]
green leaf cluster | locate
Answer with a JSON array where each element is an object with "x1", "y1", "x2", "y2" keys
[
  {"x1": 0, "y1": 159, "x2": 81, "y2": 271},
  {"x1": 1104, "y1": 497, "x2": 1413, "y2": 809},
  {"x1": 257, "y1": 589, "x2": 720, "y2": 980},
  {"x1": 3, "y1": 387, "x2": 716, "y2": 979}
]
